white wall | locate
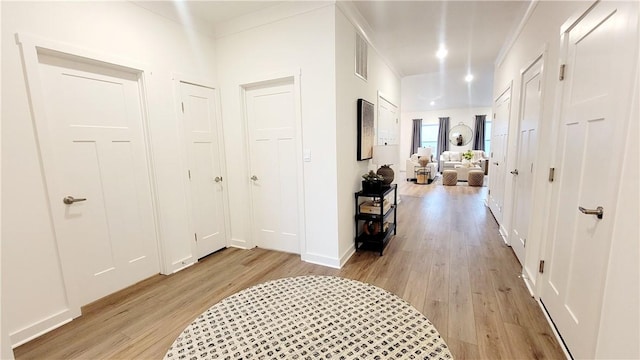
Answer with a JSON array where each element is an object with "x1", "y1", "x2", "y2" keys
[
  {"x1": 1, "y1": 0, "x2": 217, "y2": 346},
  {"x1": 215, "y1": 3, "x2": 340, "y2": 265},
  {"x1": 399, "y1": 107, "x2": 491, "y2": 171},
  {"x1": 494, "y1": 1, "x2": 639, "y2": 357},
  {"x1": 335, "y1": 7, "x2": 401, "y2": 265}
]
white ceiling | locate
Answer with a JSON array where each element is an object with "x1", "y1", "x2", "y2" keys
[
  {"x1": 351, "y1": 1, "x2": 529, "y2": 77},
  {"x1": 133, "y1": 0, "x2": 530, "y2": 111}
]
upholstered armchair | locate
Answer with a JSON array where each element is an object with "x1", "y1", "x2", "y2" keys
[{"x1": 406, "y1": 147, "x2": 438, "y2": 181}]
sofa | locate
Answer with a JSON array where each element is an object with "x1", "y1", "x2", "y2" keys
[
  {"x1": 440, "y1": 150, "x2": 488, "y2": 173},
  {"x1": 406, "y1": 154, "x2": 438, "y2": 182}
]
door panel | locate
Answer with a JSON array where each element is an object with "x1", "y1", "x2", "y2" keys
[
  {"x1": 38, "y1": 52, "x2": 159, "y2": 306},
  {"x1": 488, "y1": 89, "x2": 510, "y2": 226},
  {"x1": 541, "y1": 2, "x2": 637, "y2": 358},
  {"x1": 180, "y1": 82, "x2": 226, "y2": 259},
  {"x1": 511, "y1": 56, "x2": 543, "y2": 265},
  {"x1": 245, "y1": 79, "x2": 300, "y2": 254}
]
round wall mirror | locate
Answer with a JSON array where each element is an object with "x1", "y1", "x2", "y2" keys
[{"x1": 449, "y1": 124, "x2": 473, "y2": 146}]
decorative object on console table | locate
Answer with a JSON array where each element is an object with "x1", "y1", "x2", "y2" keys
[
  {"x1": 354, "y1": 184, "x2": 397, "y2": 255},
  {"x1": 361, "y1": 170, "x2": 384, "y2": 194},
  {"x1": 372, "y1": 144, "x2": 398, "y2": 185},
  {"x1": 357, "y1": 99, "x2": 374, "y2": 161}
]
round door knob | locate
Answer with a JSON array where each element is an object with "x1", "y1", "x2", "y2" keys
[
  {"x1": 250, "y1": 175, "x2": 258, "y2": 181},
  {"x1": 214, "y1": 176, "x2": 222, "y2": 183}
]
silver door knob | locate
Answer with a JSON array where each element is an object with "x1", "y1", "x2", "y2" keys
[
  {"x1": 214, "y1": 176, "x2": 222, "y2": 183},
  {"x1": 510, "y1": 169, "x2": 519, "y2": 175},
  {"x1": 63, "y1": 196, "x2": 87, "y2": 205},
  {"x1": 250, "y1": 175, "x2": 258, "y2": 181},
  {"x1": 578, "y1": 206, "x2": 604, "y2": 219}
]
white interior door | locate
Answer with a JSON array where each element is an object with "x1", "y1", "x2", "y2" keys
[
  {"x1": 245, "y1": 78, "x2": 300, "y2": 254},
  {"x1": 511, "y1": 56, "x2": 543, "y2": 265},
  {"x1": 38, "y1": 52, "x2": 159, "y2": 307},
  {"x1": 377, "y1": 95, "x2": 399, "y2": 145},
  {"x1": 180, "y1": 82, "x2": 226, "y2": 259},
  {"x1": 488, "y1": 88, "x2": 510, "y2": 226},
  {"x1": 541, "y1": 2, "x2": 638, "y2": 359}
]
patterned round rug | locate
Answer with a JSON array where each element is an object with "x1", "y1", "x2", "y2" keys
[{"x1": 164, "y1": 276, "x2": 452, "y2": 359}]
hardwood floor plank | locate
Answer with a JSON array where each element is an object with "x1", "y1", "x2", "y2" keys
[{"x1": 13, "y1": 180, "x2": 565, "y2": 360}]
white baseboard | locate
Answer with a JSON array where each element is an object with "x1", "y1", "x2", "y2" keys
[
  {"x1": 537, "y1": 299, "x2": 572, "y2": 360},
  {"x1": 302, "y1": 252, "x2": 341, "y2": 269},
  {"x1": 499, "y1": 224, "x2": 509, "y2": 245},
  {"x1": 228, "y1": 238, "x2": 250, "y2": 249},
  {"x1": 339, "y1": 245, "x2": 356, "y2": 267},
  {"x1": 10, "y1": 309, "x2": 77, "y2": 348}
]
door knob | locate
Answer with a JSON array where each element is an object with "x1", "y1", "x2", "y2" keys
[
  {"x1": 510, "y1": 169, "x2": 519, "y2": 175},
  {"x1": 578, "y1": 206, "x2": 604, "y2": 219},
  {"x1": 214, "y1": 176, "x2": 222, "y2": 183},
  {"x1": 250, "y1": 175, "x2": 258, "y2": 181},
  {"x1": 63, "y1": 196, "x2": 87, "y2": 205},
  {"x1": 493, "y1": 162, "x2": 499, "y2": 166}
]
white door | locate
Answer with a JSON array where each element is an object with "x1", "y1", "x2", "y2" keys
[
  {"x1": 511, "y1": 56, "x2": 543, "y2": 265},
  {"x1": 488, "y1": 87, "x2": 510, "y2": 225},
  {"x1": 245, "y1": 78, "x2": 300, "y2": 254},
  {"x1": 541, "y1": 2, "x2": 638, "y2": 359},
  {"x1": 180, "y1": 82, "x2": 226, "y2": 259},
  {"x1": 377, "y1": 95, "x2": 399, "y2": 145},
  {"x1": 38, "y1": 52, "x2": 159, "y2": 306}
]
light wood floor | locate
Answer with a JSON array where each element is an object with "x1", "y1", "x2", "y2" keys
[{"x1": 15, "y1": 179, "x2": 565, "y2": 359}]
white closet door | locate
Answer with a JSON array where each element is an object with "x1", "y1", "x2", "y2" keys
[
  {"x1": 511, "y1": 55, "x2": 543, "y2": 265},
  {"x1": 245, "y1": 78, "x2": 300, "y2": 254},
  {"x1": 180, "y1": 82, "x2": 226, "y2": 258},
  {"x1": 38, "y1": 52, "x2": 159, "y2": 306},
  {"x1": 541, "y1": 2, "x2": 638, "y2": 358}
]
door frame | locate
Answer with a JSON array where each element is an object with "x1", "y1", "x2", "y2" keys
[
  {"x1": 508, "y1": 47, "x2": 547, "y2": 277},
  {"x1": 172, "y1": 76, "x2": 232, "y2": 270},
  {"x1": 16, "y1": 33, "x2": 164, "y2": 319},
  {"x1": 239, "y1": 70, "x2": 307, "y2": 257}
]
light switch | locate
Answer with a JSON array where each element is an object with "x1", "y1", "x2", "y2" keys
[{"x1": 303, "y1": 149, "x2": 311, "y2": 162}]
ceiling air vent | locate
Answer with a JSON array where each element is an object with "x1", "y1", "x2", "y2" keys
[{"x1": 355, "y1": 33, "x2": 368, "y2": 80}]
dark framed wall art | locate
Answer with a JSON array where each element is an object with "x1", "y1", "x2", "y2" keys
[{"x1": 357, "y1": 98, "x2": 374, "y2": 160}]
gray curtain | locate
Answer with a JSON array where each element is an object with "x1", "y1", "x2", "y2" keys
[
  {"x1": 410, "y1": 119, "x2": 422, "y2": 156},
  {"x1": 473, "y1": 115, "x2": 486, "y2": 151},
  {"x1": 437, "y1": 117, "x2": 449, "y2": 170}
]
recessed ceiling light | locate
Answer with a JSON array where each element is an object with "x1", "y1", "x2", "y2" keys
[
  {"x1": 430, "y1": 101, "x2": 435, "y2": 106},
  {"x1": 436, "y1": 46, "x2": 448, "y2": 59},
  {"x1": 465, "y1": 74, "x2": 474, "y2": 82}
]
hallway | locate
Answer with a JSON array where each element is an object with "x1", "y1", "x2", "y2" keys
[{"x1": 14, "y1": 180, "x2": 564, "y2": 359}]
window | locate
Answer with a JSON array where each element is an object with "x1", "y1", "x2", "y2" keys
[
  {"x1": 421, "y1": 124, "x2": 439, "y2": 152},
  {"x1": 484, "y1": 121, "x2": 492, "y2": 155}
]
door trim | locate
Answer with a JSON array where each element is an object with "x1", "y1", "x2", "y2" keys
[
  {"x1": 172, "y1": 76, "x2": 232, "y2": 269},
  {"x1": 239, "y1": 69, "x2": 307, "y2": 258},
  {"x1": 15, "y1": 33, "x2": 163, "y2": 319}
]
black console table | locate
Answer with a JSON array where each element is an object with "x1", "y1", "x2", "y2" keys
[{"x1": 354, "y1": 184, "x2": 397, "y2": 255}]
